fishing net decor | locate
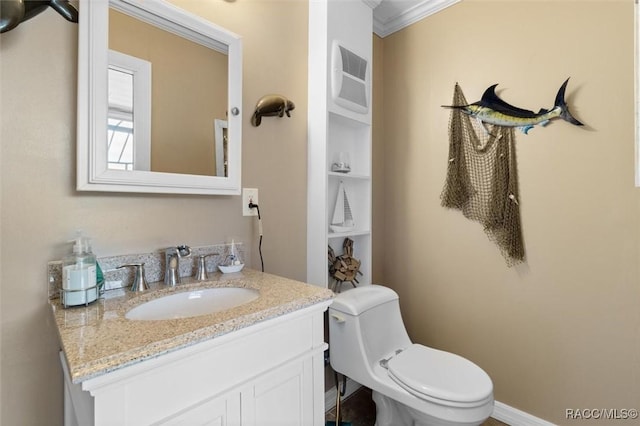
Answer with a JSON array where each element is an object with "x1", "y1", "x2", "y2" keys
[{"x1": 440, "y1": 83, "x2": 525, "y2": 266}]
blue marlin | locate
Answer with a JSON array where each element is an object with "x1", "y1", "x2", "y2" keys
[{"x1": 443, "y1": 78, "x2": 583, "y2": 134}]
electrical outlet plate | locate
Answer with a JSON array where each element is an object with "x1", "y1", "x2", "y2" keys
[{"x1": 242, "y1": 188, "x2": 259, "y2": 216}]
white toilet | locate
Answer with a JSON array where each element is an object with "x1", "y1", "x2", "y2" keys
[{"x1": 329, "y1": 285, "x2": 494, "y2": 426}]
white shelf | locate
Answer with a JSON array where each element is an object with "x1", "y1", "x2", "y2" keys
[
  {"x1": 328, "y1": 171, "x2": 370, "y2": 180},
  {"x1": 307, "y1": 0, "x2": 373, "y2": 289},
  {"x1": 328, "y1": 230, "x2": 371, "y2": 239},
  {"x1": 327, "y1": 113, "x2": 371, "y2": 177},
  {"x1": 328, "y1": 109, "x2": 370, "y2": 127}
]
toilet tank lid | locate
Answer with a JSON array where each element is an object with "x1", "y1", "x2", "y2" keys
[{"x1": 330, "y1": 285, "x2": 398, "y2": 315}]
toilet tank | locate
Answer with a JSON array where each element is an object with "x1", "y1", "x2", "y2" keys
[{"x1": 329, "y1": 285, "x2": 411, "y2": 384}]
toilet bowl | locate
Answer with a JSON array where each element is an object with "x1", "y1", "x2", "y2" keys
[{"x1": 329, "y1": 285, "x2": 494, "y2": 426}]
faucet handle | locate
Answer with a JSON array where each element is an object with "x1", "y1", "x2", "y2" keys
[
  {"x1": 118, "y1": 263, "x2": 150, "y2": 292},
  {"x1": 196, "y1": 253, "x2": 219, "y2": 281},
  {"x1": 176, "y1": 245, "x2": 192, "y2": 258}
]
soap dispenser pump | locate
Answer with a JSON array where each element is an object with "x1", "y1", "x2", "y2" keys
[{"x1": 61, "y1": 231, "x2": 98, "y2": 307}]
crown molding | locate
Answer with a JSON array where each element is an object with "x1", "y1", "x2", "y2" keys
[{"x1": 373, "y1": 0, "x2": 460, "y2": 38}]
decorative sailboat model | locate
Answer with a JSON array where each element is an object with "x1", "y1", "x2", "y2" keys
[{"x1": 330, "y1": 181, "x2": 355, "y2": 233}]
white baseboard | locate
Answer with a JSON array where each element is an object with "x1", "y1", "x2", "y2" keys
[{"x1": 324, "y1": 385, "x2": 557, "y2": 426}]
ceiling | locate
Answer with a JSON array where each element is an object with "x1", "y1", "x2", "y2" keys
[{"x1": 371, "y1": 0, "x2": 460, "y2": 37}]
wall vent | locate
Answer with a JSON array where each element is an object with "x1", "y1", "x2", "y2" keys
[{"x1": 331, "y1": 41, "x2": 370, "y2": 114}]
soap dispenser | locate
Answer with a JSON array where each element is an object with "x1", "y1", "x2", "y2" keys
[{"x1": 61, "y1": 231, "x2": 98, "y2": 307}]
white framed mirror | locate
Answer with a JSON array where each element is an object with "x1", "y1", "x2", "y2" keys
[{"x1": 77, "y1": 0, "x2": 242, "y2": 195}]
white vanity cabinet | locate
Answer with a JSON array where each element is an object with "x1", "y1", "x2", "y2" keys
[{"x1": 61, "y1": 303, "x2": 329, "y2": 426}]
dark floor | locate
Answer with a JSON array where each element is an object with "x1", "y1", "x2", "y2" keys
[{"x1": 326, "y1": 387, "x2": 507, "y2": 426}]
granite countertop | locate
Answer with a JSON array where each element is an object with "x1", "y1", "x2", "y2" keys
[{"x1": 50, "y1": 269, "x2": 334, "y2": 383}]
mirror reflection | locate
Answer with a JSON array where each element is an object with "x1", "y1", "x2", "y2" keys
[{"x1": 108, "y1": 8, "x2": 229, "y2": 177}]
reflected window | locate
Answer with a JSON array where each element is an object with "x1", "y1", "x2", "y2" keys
[
  {"x1": 107, "y1": 50, "x2": 152, "y2": 171},
  {"x1": 107, "y1": 117, "x2": 134, "y2": 170}
]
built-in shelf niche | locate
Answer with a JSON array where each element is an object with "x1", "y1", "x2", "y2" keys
[
  {"x1": 327, "y1": 112, "x2": 371, "y2": 177},
  {"x1": 328, "y1": 233, "x2": 371, "y2": 289},
  {"x1": 327, "y1": 177, "x2": 371, "y2": 236}
]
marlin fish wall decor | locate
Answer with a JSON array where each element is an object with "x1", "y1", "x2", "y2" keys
[{"x1": 442, "y1": 78, "x2": 583, "y2": 134}]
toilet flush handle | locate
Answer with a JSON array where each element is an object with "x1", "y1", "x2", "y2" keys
[{"x1": 330, "y1": 313, "x2": 345, "y2": 323}]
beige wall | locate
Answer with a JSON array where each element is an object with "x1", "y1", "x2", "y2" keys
[
  {"x1": 0, "y1": 1, "x2": 308, "y2": 424},
  {"x1": 372, "y1": 35, "x2": 385, "y2": 283},
  {"x1": 376, "y1": 0, "x2": 640, "y2": 424}
]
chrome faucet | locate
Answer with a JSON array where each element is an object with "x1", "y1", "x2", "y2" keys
[
  {"x1": 164, "y1": 245, "x2": 192, "y2": 286},
  {"x1": 195, "y1": 253, "x2": 219, "y2": 281},
  {"x1": 117, "y1": 263, "x2": 150, "y2": 292}
]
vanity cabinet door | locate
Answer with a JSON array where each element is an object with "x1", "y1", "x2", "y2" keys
[
  {"x1": 156, "y1": 391, "x2": 241, "y2": 426},
  {"x1": 241, "y1": 357, "x2": 316, "y2": 426}
]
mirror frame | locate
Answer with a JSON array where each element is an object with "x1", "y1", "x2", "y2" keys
[{"x1": 77, "y1": 0, "x2": 242, "y2": 195}]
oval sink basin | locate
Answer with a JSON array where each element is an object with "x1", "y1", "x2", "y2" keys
[{"x1": 126, "y1": 287, "x2": 259, "y2": 321}]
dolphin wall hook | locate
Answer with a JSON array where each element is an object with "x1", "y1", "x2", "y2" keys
[
  {"x1": 251, "y1": 94, "x2": 295, "y2": 127},
  {"x1": 0, "y1": 0, "x2": 78, "y2": 34}
]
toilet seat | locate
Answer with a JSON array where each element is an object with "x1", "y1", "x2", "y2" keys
[{"x1": 386, "y1": 344, "x2": 493, "y2": 408}]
